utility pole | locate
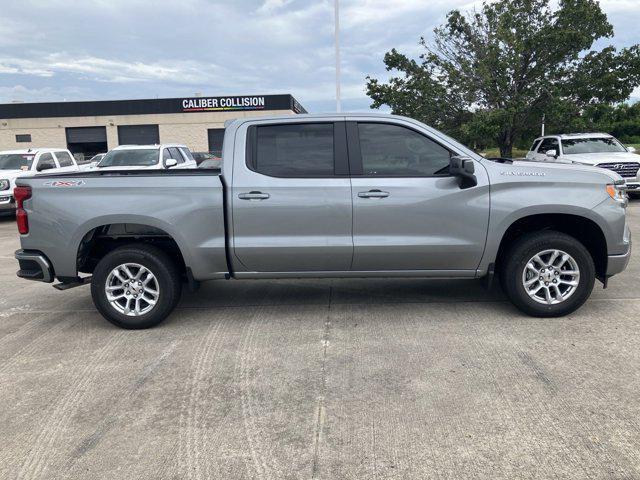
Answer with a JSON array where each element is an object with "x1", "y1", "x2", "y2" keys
[
  {"x1": 335, "y1": 0, "x2": 341, "y2": 112},
  {"x1": 541, "y1": 113, "x2": 546, "y2": 136}
]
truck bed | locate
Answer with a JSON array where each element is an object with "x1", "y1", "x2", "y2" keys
[{"x1": 16, "y1": 169, "x2": 228, "y2": 281}]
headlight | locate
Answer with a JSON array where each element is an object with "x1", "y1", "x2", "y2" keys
[
  {"x1": 606, "y1": 181, "x2": 627, "y2": 204},
  {"x1": 0, "y1": 179, "x2": 9, "y2": 191}
]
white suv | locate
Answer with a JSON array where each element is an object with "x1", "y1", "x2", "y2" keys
[
  {"x1": 93, "y1": 144, "x2": 197, "y2": 171},
  {"x1": 0, "y1": 148, "x2": 79, "y2": 214},
  {"x1": 526, "y1": 133, "x2": 640, "y2": 191}
]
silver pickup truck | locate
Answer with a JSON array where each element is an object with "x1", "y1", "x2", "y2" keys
[{"x1": 14, "y1": 114, "x2": 631, "y2": 328}]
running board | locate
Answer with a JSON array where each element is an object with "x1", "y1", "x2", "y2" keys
[{"x1": 53, "y1": 276, "x2": 92, "y2": 290}]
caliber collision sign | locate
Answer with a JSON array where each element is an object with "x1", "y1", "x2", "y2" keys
[{"x1": 182, "y1": 96, "x2": 266, "y2": 112}]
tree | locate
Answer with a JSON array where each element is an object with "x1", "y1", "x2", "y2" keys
[{"x1": 366, "y1": 0, "x2": 640, "y2": 157}]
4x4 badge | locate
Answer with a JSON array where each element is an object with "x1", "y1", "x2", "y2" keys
[{"x1": 43, "y1": 180, "x2": 85, "y2": 187}]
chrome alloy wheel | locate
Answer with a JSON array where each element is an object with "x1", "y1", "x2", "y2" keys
[
  {"x1": 522, "y1": 249, "x2": 580, "y2": 305},
  {"x1": 105, "y1": 263, "x2": 160, "y2": 316}
]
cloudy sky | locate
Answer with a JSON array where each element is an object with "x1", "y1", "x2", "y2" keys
[{"x1": 0, "y1": 0, "x2": 638, "y2": 112}]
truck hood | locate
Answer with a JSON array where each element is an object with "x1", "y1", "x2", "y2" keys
[
  {"x1": 0, "y1": 169, "x2": 32, "y2": 193},
  {"x1": 95, "y1": 165, "x2": 159, "y2": 171},
  {"x1": 0, "y1": 169, "x2": 28, "y2": 180},
  {"x1": 509, "y1": 159, "x2": 621, "y2": 183},
  {"x1": 562, "y1": 152, "x2": 639, "y2": 166}
]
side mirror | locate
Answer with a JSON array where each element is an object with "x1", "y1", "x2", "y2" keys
[
  {"x1": 628, "y1": 146, "x2": 636, "y2": 153},
  {"x1": 36, "y1": 163, "x2": 55, "y2": 172},
  {"x1": 449, "y1": 156, "x2": 477, "y2": 189},
  {"x1": 164, "y1": 158, "x2": 178, "y2": 169},
  {"x1": 545, "y1": 149, "x2": 557, "y2": 158}
]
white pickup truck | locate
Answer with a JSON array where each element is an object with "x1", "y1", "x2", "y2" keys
[
  {"x1": 526, "y1": 133, "x2": 640, "y2": 192},
  {"x1": 88, "y1": 144, "x2": 197, "y2": 171},
  {"x1": 0, "y1": 148, "x2": 79, "y2": 214}
]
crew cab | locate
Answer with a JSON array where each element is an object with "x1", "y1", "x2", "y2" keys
[
  {"x1": 526, "y1": 133, "x2": 640, "y2": 191},
  {"x1": 0, "y1": 148, "x2": 79, "y2": 214},
  {"x1": 14, "y1": 114, "x2": 631, "y2": 328},
  {"x1": 93, "y1": 144, "x2": 197, "y2": 171}
]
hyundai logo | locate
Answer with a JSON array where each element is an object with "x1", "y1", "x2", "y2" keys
[{"x1": 612, "y1": 164, "x2": 626, "y2": 170}]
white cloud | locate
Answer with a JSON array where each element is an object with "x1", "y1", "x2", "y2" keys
[
  {"x1": 599, "y1": 0, "x2": 640, "y2": 12},
  {"x1": 0, "y1": 59, "x2": 53, "y2": 77},
  {"x1": 257, "y1": 0, "x2": 295, "y2": 13}
]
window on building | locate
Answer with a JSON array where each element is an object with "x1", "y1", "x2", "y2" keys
[
  {"x1": 356, "y1": 123, "x2": 451, "y2": 177},
  {"x1": 54, "y1": 151, "x2": 74, "y2": 167},
  {"x1": 250, "y1": 123, "x2": 335, "y2": 177},
  {"x1": 15, "y1": 134, "x2": 32, "y2": 143}
]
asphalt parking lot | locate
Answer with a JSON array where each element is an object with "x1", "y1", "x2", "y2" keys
[{"x1": 1, "y1": 206, "x2": 639, "y2": 480}]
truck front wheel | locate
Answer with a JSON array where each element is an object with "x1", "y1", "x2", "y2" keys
[
  {"x1": 90, "y1": 244, "x2": 182, "y2": 329},
  {"x1": 500, "y1": 231, "x2": 595, "y2": 317}
]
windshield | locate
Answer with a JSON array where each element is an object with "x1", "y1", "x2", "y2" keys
[
  {"x1": 98, "y1": 149, "x2": 159, "y2": 167},
  {"x1": 0, "y1": 154, "x2": 35, "y2": 170},
  {"x1": 561, "y1": 138, "x2": 627, "y2": 155}
]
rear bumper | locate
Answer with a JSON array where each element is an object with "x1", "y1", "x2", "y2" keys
[
  {"x1": 0, "y1": 194, "x2": 14, "y2": 212},
  {"x1": 15, "y1": 249, "x2": 54, "y2": 283},
  {"x1": 607, "y1": 242, "x2": 632, "y2": 277}
]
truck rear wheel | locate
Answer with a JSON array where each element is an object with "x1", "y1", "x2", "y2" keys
[
  {"x1": 90, "y1": 244, "x2": 182, "y2": 329},
  {"x1": 500, "y1": 231, "x2": 595, "y2": 317}
]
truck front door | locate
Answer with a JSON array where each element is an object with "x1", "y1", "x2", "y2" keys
[
  {"x1": 347, "y1": 120, "x2": 490, "y2": 273},
  {"x1": 231, "y1": 121, "x2": 353, "y2": 272}
]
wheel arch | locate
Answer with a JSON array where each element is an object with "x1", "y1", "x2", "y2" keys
[
  {"x1": 493, "y1": 213, "x2": 608, "y2": 280},
  {"x1": 75, "y1": 216, "x2": 190, "y2": 276}
]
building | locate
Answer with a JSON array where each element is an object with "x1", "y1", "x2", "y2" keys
[{"x1": 0, "y1": 94, "x2": 306, "y2": 160}]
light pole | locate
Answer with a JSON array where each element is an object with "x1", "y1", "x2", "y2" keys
[{"x1": 335, "y1": 0, "x2": 341, "y2": 112}]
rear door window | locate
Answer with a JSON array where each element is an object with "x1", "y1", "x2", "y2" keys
[
  {"x1": 249, "y1": 123, "x2": 335, "y2": 177},
  {"x1": 54, "y1": 151, "x2": 74, "y2": 167}
]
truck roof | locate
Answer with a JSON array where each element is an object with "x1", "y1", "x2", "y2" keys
[
  {"x1": 536, "y1": 133, "x2": 613, "y2": 141},
  {"x1": 0, "y1": 148, "x2": 66, "y2": 155},
  {"x1": 226, "y1": 112, "x2": 413, "y2": 125},
  {"x1": 112, "y1": 144, "x2": 187, "y2": 150}
]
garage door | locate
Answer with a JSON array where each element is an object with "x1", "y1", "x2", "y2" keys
[
  {"x1": 66, "y1": 126, "x2": 107, "y2": 143},
  {"x1": 118, "y1": 124, "x2": 159, "y2": 145}
]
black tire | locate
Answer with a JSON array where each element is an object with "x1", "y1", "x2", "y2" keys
[
  {"x1": 91, "y1": 244, "x2": 182, "y2": 329},
  {"x1": 500, "y1": 231, "x2": 595, "y2": 317}
]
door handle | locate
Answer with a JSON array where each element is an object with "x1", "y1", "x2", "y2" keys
[
  {"x1": 238, "y1": 191, "x2": 270, "y2": 200},
  {"x1": 358, "y1": 190, "x2": 390, "y2": 199}
]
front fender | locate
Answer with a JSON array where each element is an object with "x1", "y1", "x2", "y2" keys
[{"x1": 477, "y1": 176, "x2": 617, "y2": 274}]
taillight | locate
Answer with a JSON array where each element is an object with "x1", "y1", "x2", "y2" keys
[{"x1": 14, "y1": 186, "x2": 31, "y2": 234}]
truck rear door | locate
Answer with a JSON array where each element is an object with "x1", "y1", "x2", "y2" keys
[
  {"x1": 231, "y1": 121, "x2": 353, "y2": 272},
  {"x1": 347, "y1": 120, "x2": 490, "y2": 273}
]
